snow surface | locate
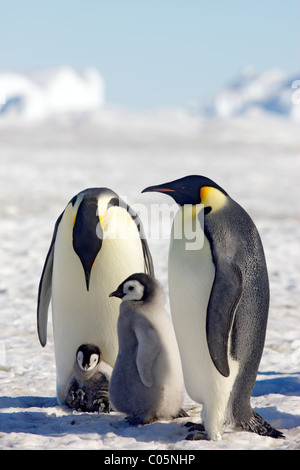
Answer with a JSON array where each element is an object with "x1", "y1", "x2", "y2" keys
[{"x1": 0, "y1": 73, "x2": 300, "y2": 450}]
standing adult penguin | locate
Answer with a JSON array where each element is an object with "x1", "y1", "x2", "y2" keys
[
  {"x1": 37, "y1": 187, "x2": 154, "y2": 404},
  {"x1": 142, "y1": 175, "x2": 284, "y2": 440},
  {"x1": 109, "y1": 273, "x2": 185, "y2": 425}
]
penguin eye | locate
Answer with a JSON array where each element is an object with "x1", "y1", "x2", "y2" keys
[
  {"x1": 128, "y1": 285, "x2": 134, "y2": 291},
  {"x1": 89, "y1": 353, "x2": 99, "y2": 366}
]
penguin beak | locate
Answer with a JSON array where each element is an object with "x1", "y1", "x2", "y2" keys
[
  {"x1": 142, "y1": 184, "x2": 175, "y2": 194},
  {"x1": 109, "y1": 287, "x2": 124, "y2": 299},
  {"x1": 142, "y1": 182, "x2": 184, "y2": 205},
  {"x1": 142, "y1": 179, "x2": 200, "y2": 206}
]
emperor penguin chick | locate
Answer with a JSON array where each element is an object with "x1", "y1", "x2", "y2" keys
[
  {"x1": 109, "y1": 273, "x2": 185, "y2": 425},
  {"x1": 65, "y1": 344, "x2": 112, "y2": 413}
]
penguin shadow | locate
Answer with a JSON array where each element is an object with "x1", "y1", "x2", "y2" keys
[
  {"x1": 0, "y1": 395, "x2": 188, "y2": 442},
  {"x1": 253, "y1": 372, "x2": 300, "y2": 397},
  {"x1": 0, "y1": 395, "x2": 111, "y2": 436},
  {"x1": 252, "y1": 372, "x2": 300, "y2": 431},
  {"x1": 0, "y1": 395, "x2": 57, "y2": 409},
  {"x1": 107, "y1": 413, "x2": 191, "y2": 444},
  {"x1": 252, "y1": 405, "x2": 300, "y2": 431}
]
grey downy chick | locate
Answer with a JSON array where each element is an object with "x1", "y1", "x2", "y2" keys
[{"x1": 109, "y1": 273, "x2": 185, "y2": 425}]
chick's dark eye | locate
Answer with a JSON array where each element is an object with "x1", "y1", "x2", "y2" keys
[{"x1": 128, "y1": 286, "x2": 134, "y2": 291}]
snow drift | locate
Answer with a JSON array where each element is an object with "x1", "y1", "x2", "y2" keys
[
  {"x1": 0, "y1": 67, "x2": 105, "y2": 121},
  {"x1": 206, "y1": 67, "x2": 300, "y2": 121}
]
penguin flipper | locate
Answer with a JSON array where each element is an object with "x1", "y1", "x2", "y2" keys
[
  {"x1": 37, "y1": 213, "x2": 62, "y2": 346},
  {"x1": 125, "y1": 203, "x2": 155, "y2": 277},
  {"x1": 141, "y1": 237, "x2": 155, "y2": 277},
  {"x1": 206, "y1": 262, "x2": 243, "y2": 377},
  {"x1": 134, "y1": 321, "x2": 160, "y2": 387}
]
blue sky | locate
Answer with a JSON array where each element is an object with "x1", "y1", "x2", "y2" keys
[{"x1": 0, "y1": 0, "x2": 299, "y2": 109}]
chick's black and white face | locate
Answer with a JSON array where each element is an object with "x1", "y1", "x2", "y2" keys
[
  {"x1": 110, "y1": 273, "x2": 156, "y2": 303},
  {"x1": 122, "y1": 280, "x2": 145, "y2": 301},
  {"x1": 77, "y1": 350, "x2": 99, "y2": 371}
]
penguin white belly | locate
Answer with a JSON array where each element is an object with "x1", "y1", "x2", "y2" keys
[
  {"x1": 52, "y1": 210, "x2": 145, "y2": 403},
  {"x1": 168, "y1": 212, "x2": 239, "y2": 439}
]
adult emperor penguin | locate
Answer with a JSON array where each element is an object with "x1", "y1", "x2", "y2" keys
[
  {"x1": 109, "y1": 273, "x2": 185, "y2": 425},
  {"x1": 142, "y1": 175, "x2": 284, "y2": 440},
  {"x1": 37, "y1": 187, "x2": 154, "y2": 404}
]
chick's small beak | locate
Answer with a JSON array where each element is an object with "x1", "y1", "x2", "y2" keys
[{"x1": 109, "y1": 288, "x2": 123, "y2": 299}]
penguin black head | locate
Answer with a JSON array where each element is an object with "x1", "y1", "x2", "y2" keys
[
  {"x1": 76, "y1": 343, "x2": 101, "y2": 371},
  {"x1": 109, "y1": 273, "x2": 157, "y2": 303},
  {"x1": 142, "y1": 175, "x2": 228, "y2": 207}
]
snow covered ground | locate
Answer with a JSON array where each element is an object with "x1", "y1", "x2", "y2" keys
[{"x1": 0, "y1": 103, "x2": 299, "y2": 450}]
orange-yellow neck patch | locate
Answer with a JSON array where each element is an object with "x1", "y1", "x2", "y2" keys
[{"x1": 200, "y1": 186, "x2": 227, "y2": 212}]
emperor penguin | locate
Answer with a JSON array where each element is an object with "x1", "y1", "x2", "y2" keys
[
  {"x1": 65, "y1": 343, "x2": 112, "y2": 413},
  {"x1": 142, "y1": 175, "x2": 284, "y2": 440},
  {"x1": 109, "y1": 273, "x2": 185, "y2": 425},
  {"x1": 37, "y1": 188, "x2": 154, "y2": 404}
]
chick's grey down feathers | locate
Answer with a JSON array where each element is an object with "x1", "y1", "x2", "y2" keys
[{"x1": 65, "y1": 344, "x2": 111, "y2": 413}]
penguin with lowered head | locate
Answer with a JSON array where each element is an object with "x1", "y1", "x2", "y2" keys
[
  {"x1": 142, "y1": 175, "x2": 284, "y2": 440},
  {"x1": 37, "y1": 188, "x2": 154, "y2": 404}
]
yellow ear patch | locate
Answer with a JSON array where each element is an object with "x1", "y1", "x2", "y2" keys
[
  {"x1": 200, "y1": 186, "x2": 211, "y2": 203},
  {"x1": 200, "y1": 186, "x2": 227, "y2": 212},
  {"x1": 99, "y1": 215, "x2": 104, "y2": 229}
]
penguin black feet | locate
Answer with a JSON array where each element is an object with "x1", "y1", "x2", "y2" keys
[
  {"x1": 183, "y1": 412, "x2": 285, "y2": 441},
  {"x1": 92, "y1": 398, "x2": 111, "y2": 413},
  {"x1": 184, "y1": 421, "x2": 207, "y2": 440},
  {"x1": 175, "y1": 408, "x2": 189, "y2": 418},
  {"x1": 92, "y1": 389, "x2": 111, "y2": 413},
  {"x1": 125, "y1": 416, "x2": 146, "y2": 426},
  {"x1": 66, "y1": 388, "x2": 111, "y2": 413},
  {"x1": 240, "y1": 411, "x2": 285, "y2": 439},
  {"x1": 66, "y1": 389, "x2": 87, "y2": 410}
]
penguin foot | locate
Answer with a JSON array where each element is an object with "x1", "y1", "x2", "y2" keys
[
  {"x1": 76, "y1": 389, "x2": 86, "y2": 407},
  {"x1": 66, "y1": 389, "x2": 87, "y2": 410},
  {"x1": 184, "y1": 422, "x2": 207, "y2": 440},
  {"x1": 93, "y1": 398, "x2": 111, "y2": 414},
  {"x1": 184, "y1": 421, "x2": 205, "y2": 432},
  {"x1": 174, "y1": 408, "x2": 189, "y2": 418},
  {"x1": 185, "y1": 431, "x2": 207, "y2": 441},
  {"x1": 125, "y1": 416, "x2": 145, "y2": 426},
  {"x1": 239, "y1": 411, "x2": 285, "y2": 439}
]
